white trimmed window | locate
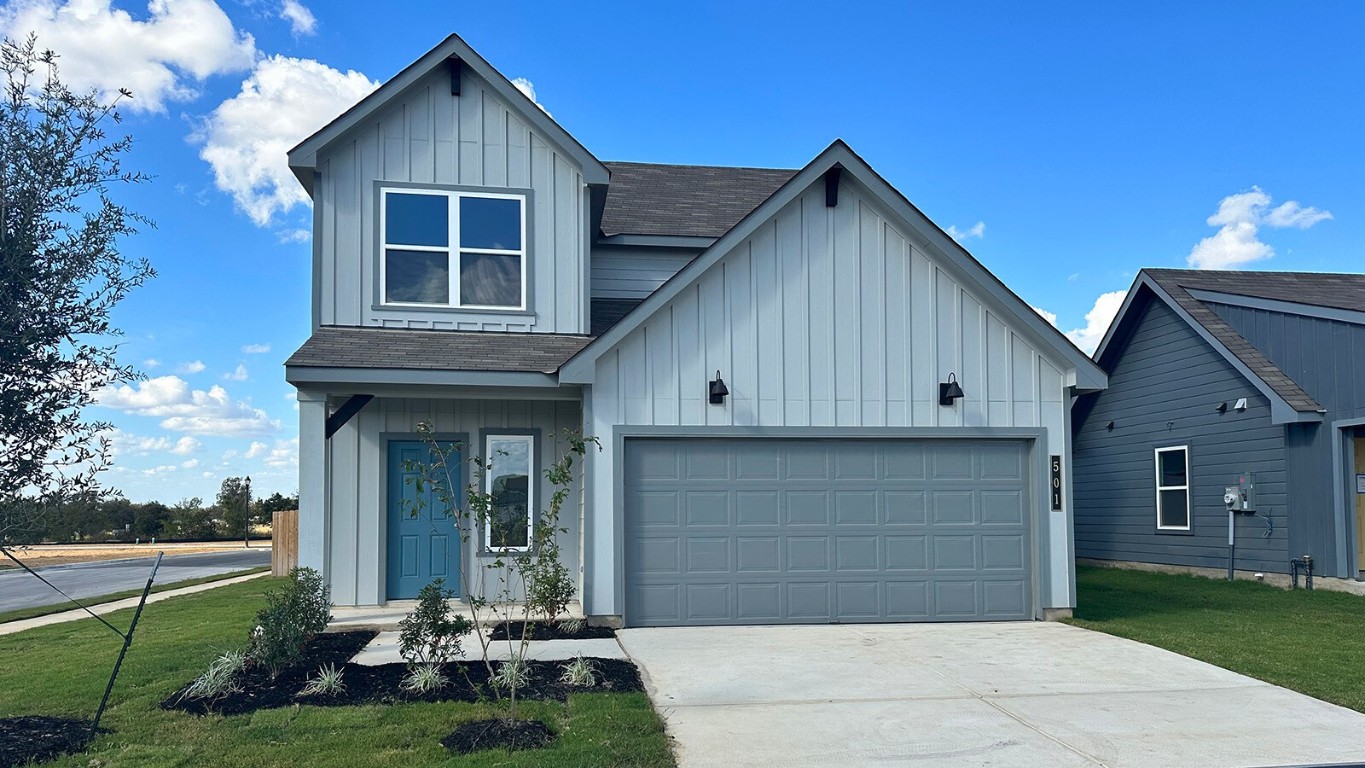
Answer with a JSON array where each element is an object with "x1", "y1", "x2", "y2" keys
[
  {"x1": 485, "y1": 434, "x2": 534, "y2": 551},
  {"x1": 380, "y1": 188, "x2": 527, "y2": 310},
  {"x1": 1155, "y1": 446, "x2": 1190, "y2": 531}
]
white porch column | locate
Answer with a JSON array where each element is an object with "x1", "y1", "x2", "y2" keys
[{"x1": 297, "y1": 391, "x2": 329, "y2": 576}]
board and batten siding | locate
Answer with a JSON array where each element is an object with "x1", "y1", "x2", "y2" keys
[
  {"x1": 1206, "y1": 301, "x2": 1365, "y2": 575},
  {"x1": 324, "y1": 397, "x2": 582, "y2": 606},
  {"x1": 584, "y1": 178, "x2": 1076, "y2": 616},
  {"x1": 589, "y1": 245, "x2": 700, "y2": 300},
  {"x1": 1073, "y1": 298, "x2": 1290, "y2": 574},
  {"x1": 314, "y1": 67, "x2": 587, "y2": 334}
]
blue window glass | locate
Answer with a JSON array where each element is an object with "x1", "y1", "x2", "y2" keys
[
  {"x1": 460, "y1": 252, "x2": 521, "y2": 307},
  {"x1": 385, "y1": 250, "x2": 449, "y2": 304},
  {"x1": 385, "y1": 192, "x2": 448, "y2": 247},
  {"x1": 459, "y1": 196, "x2": 521, "y2": 250}
]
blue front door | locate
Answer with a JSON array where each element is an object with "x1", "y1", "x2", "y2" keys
[{"x1": 386, "y1": 440, "x2": 461, "y2": 600}]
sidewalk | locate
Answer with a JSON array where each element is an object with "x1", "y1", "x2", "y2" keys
[{"x1": 0, "y1": 570, "x2": 269, "y2": 636}]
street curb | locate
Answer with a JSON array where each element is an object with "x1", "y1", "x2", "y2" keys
[{"x1": 0, "y1": 570, "x2": 270, "y2": 636}]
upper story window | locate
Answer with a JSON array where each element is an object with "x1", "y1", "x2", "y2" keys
[
  {"x1": 380, "y1": 188, "x2": 526, "y2": 310},
  {"x1": 1155, "y1": 445, "x2": 1191, "y2": 531}
]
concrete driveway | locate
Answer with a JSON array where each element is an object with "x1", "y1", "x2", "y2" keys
[{"x1": 617, "y1": 622, "x2": 1365, "y2": 768}]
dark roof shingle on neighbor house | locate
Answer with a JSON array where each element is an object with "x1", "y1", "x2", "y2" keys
[
  {"x1": 285, "y1": 326, "x2": 593, "y2": 374},
  {"x1": 600, "y1": 161, "x2": 796, "y2": 238},
  {"x1": 1140, "y1": 269, "x2": 1365, "y2": 414}
]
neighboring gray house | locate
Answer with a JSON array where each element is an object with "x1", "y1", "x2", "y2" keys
[
  {"x1": 1074, "y1": 269, "x2": 1365, "y2": 583},
  {"x1": 284, "y1": 33, "x2": 1106, "y2": 626}
]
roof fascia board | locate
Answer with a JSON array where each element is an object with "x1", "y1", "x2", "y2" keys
[
  {"x1": 288, "y1": 35, "x2": 608, "y2": 188},
  {"x1": 1140, "y1": 276, "x2": 1320, "y2": 425},
  {"x1": 594, "y1": 234, "x2": 715, "y2": 249},
  {"x1": 286, "y1": 365, "x2": 562, "y2": 389},
  {"x1": 563, "y1": 140, "x2": 1107, "y2": 391},
  {"x1": 1186, "y1": 289, "x2": 1365, "y2": 327}
]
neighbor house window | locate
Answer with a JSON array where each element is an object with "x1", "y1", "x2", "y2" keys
[
  {"x1": 380, "y1": 188, "x2": 526, "y2": 309},
  {"x1": 484, "y1": 434, "x2": 534, "y2": 551},
  {"x1": 1155, "y1": 446, "x2": 1190, "y2": 531}
]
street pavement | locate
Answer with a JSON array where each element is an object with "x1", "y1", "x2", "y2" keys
[{"x1": 0, "y1": 548, "x2": 271, "y2": 612}]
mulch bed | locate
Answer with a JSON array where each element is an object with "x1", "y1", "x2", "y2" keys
[
  {"x1": 162, "y1": 630, "x2": 643, "y2": 716},
  {"x1": 487, "y1": 620, "x2": 617, "y2": 641},
  {"x1": 442, "y1": 718, "x2": 555, "y2": 754},
  {"x1": 0, "y1": 716, "x2": 103, "y2": 768}
]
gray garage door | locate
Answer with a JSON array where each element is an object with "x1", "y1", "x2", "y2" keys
[{"x1": 623, "y1": 438, "x2": 1033, "y2": 627}]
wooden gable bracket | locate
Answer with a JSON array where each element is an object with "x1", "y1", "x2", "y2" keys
[
  {"x1": 825, "y1": 165, "x2": 843, "y2": 207},
  {"x1": 325, "y1": 394, "x2": 374, "y2": 439},
  {"x1": 448, "y1": 56, "x2": 462, "y2": 96}
]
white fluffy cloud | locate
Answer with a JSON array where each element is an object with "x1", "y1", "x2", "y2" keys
[
  {"x1": 176, "y1": 360, "x2": 206, "y2": 374},
  {"x1": 196, "y1": 55, "x2": 379, "y2": 226},
  {"x1": 97, "y1": 375, "x2": 279, "y2": 437},
  {"x1": 278, "y1": 0, "x2": 314, "y2": 35},
  {"x1": 264, "y1": 437, "x2": 297, "y2": 470},
  {"x1": 946, "y1": 221, "x2": 986, "y2": 243},
  {"x1": 244, "y1": 441, "x2": 268, "y2": 459},
  {"x1": 1064, "y1": 290, "x2": 1128, "y2": 355},
  {"x1": 510, "y1": 76, "x2": 550, "y2": 115},
  {"x1": 224, "y1": 363, "x2": 249, "y2": 381},
  {"x1": 1187, "y1": 187, "x2": 1333, "y2": 270},
  {"x1": 241, "y1": 343, "x2": 271, "y2": 354},
  {"x1": 1031, "y1": 306, "x2": 1058, "y2": 327},
  {"x1": 171, "y1": 436, "x2": 201, "y2": 455},
  {"x1": 0, "y1": 0, "x2": 257, "y2": 112}
]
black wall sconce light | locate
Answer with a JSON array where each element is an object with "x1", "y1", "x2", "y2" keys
[
  {"x1": 708, "y1": 370, "x2": 729, "y2": 405},
  {"x1": 938, "y1": 372, "x2": 965, "y2": 406}
]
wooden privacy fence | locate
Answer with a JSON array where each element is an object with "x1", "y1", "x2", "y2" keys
[{"x1": 272, "y1": 509, "x2": 298, "y2": 576}]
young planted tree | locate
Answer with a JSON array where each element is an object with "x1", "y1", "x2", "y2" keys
[
  {"x1": 403, "y1": 424, "x2": 597, "y2": 722},
  {"x1": 217, "y1": 476, "x2": 253, "y2": 544},
  {"x1": 0, "y1": 37, "x2": 153, "y2": 541}
]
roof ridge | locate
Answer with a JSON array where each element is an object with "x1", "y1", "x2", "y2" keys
[{"x1": 604, "y1": 160, "x2": 798, "y2": 173}]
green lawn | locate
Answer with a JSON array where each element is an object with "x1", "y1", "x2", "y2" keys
[
  {"x1": 0, "y1": 578, "x2": 675, "y2": 767},
  {"x1": 0, "y1": 566, "x2": 270, "y2": 625},
  {"x1": 1068, "y1": 565, "x2": 1365, "y2": 712}
]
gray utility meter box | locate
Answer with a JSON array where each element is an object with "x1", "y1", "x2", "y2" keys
[{"x1": 1224, "y1": 472, "x2": 1257, "y2": 513}]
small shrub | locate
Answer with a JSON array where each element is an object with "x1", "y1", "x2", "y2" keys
[
  {"x1": 558, "y1": 617, "x2": 586, "y2": 636},
  {"x1": 492, "y1": 654, "x2": 530, "y2": 691},
  {"x1": 249, "y1": 566, "x2": 333, "y2": 678},
  {"x1": 399, "y1": 578, "x2": 472, "y2": 667},
  {"x1": 300, "y1": 662, "x2": 346, "y2": 696},
  {"x1": 559, "y1": 654, "x2": 597, "y2": 687},
  {"x1": 401, "y1": 663, "x2": 447, "y2": 694},
  {"x1": 182, "y1": 649, "x2": 247, "y2": 700}
]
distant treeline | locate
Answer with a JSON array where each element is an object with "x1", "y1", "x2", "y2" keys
[{"x1": 0, "y1": 489, "x2": 299, "y2": 545}]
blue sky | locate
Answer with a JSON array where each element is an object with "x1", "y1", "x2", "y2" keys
[{"x1": 3, "y1": 1, "x2": 1359, "y2": 502}]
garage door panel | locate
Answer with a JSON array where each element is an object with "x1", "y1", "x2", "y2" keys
[
  {"x1": 931, "y1": 490, "x2": 975, "y2": 524},
  {"x1": 885, "y1": 490, "x2": 928, "y2": 525},
  {"x1": 736, "y1": 491, "x2": 781, "y2": 525},
  {"x1": 624, "y1": 438, "x2": 1032, "y2": 626},
  {"x1": 981, "y1": 490, "x2": 1026, "y2": 525},
  {"x1": 787, "y1": 582, "x2": 831, "y2": 618},
  {"x1": 736, "y1": 536, "x2": 780, "y2": 572},
  {"x1": 786, "y1": 491, "x2": 830, "y2": 525},
  {"x1": 684, "y1": 491, "x2": 729, "y2": 526}
]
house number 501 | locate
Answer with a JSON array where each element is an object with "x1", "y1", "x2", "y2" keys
[{"x1": 1049, "y1": 455, "x2": 1062, "y2": 511}]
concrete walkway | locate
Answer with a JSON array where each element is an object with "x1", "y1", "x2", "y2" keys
[
  {"x1": 618, "y1": 622, "x2": 1365, "y2": 768},
  {"x1": 0, "y1": 571, "x2": 269, "y2": 636}
]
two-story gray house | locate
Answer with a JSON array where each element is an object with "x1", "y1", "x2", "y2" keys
[
  {"x1": 284, "y1": 34, "x2": 1106, "y2": 627},
  {"x1": 1074, "y1": 269, "x2": 1365, "y2": 585}
]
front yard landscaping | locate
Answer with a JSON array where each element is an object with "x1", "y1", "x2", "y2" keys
[
  {"x1": 0, "y1": 577, "x2": 674, "y2": 767},
  {"x1": 1068, "y1": 565, "x2": 1365, "y2": 713}
]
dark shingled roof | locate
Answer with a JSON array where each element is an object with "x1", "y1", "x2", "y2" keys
[
  {"x1": 1141, "y1": 269, "x2": 1361, "y2": 413},
  {"x1": 285, "y1": 326, "x2": 592, "y2": 374},
  {"x1": 600, "y1": 161, "x2": 796, "y2": 238},
  {"x1": 590, "y1": 298, "x2": 643, "y2": 336}
]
